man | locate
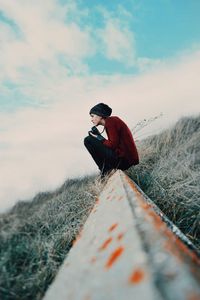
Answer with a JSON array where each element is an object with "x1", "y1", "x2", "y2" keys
[{"x1": 84, "y1": 103, "x2": 139, "y2": 178}]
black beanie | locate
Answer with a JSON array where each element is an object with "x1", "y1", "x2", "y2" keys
[{"x1": 89, "y1": 103, "x2": 112, "y2": 117}]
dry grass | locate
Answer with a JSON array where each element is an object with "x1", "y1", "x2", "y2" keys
[
  {"x1": 0, "y1": 114, "x2": 199, "y2": 299},
  {"x1": 127, "y1": 114, "x2": 200, "y2": 248},
  {"x1": 0, "y1": 173, "x2": 107, "y2": 300}
]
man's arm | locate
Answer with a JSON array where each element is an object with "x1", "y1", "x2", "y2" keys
[{"x1": 102, "y1": 121, "x2": 119, "y2": 149}]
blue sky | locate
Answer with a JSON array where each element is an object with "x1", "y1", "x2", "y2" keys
[
  {"x1": 0, "y1": 0, "x2": 200, "y2": 112},
  {"x1": 0, "y1": 0, "x2": 200, "y2": 212},
  {"x1": 81, "y1": 0, "x2": 200, "y2": 59}
]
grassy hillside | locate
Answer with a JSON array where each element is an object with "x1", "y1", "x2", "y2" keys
[
  {"x1": 0, "y1": 114, "x2": 199, "y2": 299},
  {"x1": 0, "y1": 175, "x2": 105, "y2": 300},
  {"x1": 127, "y1": 114, "x2": 200, "y2": 248}
]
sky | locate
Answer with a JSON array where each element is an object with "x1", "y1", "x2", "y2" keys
[{"x1": 0, "y1": 0, "x2": 200, "y2": 213}]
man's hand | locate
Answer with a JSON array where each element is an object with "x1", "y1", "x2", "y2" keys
[
  {"x1": 88, "y1": 131, "x2": 105, "y2": 141},
  {"x1": 89, "y1": 132, "x2": 98, "y2": 138}
]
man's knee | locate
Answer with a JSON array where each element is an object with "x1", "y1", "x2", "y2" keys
[{"x1": 84, "y1": 135, "x2": 92, "y2": 146}]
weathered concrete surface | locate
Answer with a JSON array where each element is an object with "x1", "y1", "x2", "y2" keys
[{"x1": 43, "y1": 170, "x2": 200, "y2": 300}]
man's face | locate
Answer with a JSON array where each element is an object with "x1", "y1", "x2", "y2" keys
[{"x1": 90, "y1": 113, "x2": 102, "y2": 126}]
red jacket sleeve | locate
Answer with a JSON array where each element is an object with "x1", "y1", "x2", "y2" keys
[{"x1": 102, "y1": 121, "x2": 119, "y2": 150}]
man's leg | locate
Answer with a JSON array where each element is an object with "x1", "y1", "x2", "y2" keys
[
  {"x1": 84, "y1": 136, "x2": 105, "y2": 171},
  {"x1": 84, "y1": 135, "x2": 119, "y2": 174}
]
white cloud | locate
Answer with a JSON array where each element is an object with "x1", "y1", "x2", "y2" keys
[
  {"x1": 98, "y1": 20, "x2": 136, "y2": 65},
  {"x1": 0, "y1": 49, "x2": 200, "y2": 213},
  {"x1": 137, "y1": 57, "x2": 163, "y2": 72},
  {"x1": 0, "y1": 0, "x2": 95, "y2": 81},
  {"x1": 0, "y1": 0, "x2": 138, "y2": 85}
]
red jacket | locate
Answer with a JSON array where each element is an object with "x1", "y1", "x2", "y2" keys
[{"x1": 102, "y1": 116, "x2": 139, "y2": 166}]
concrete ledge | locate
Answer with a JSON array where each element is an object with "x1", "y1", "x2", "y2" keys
[{"x1": 43, "y1": 170, "x2": 200, "y2": 300}]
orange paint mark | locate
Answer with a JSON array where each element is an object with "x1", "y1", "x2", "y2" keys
[
  {"x1": 95, "y1": 198, "x2": 99, "y2": 204},
  {"x1": 117, "y1": 233, "x2": 124, "y2": 240},
  {"x1": 99, "y1": 237, "x2": 113, "y2": 251},
  {"x1": 124, "y1": 174, "x2": 200, "y2": 267},
  {"x1": 176, "y1": 238, "x2": 200, "y2": 265},
  {"x1": 90, "y1": 206, "x2": 96, "y2": 214},
  {"x1": 129, "y1": 268, "x2": 145, "y2": 284},
  {"x1": 105, "y1": 246, "x2": 124, "y2": 269},
  {"x1": 72, "y1": 235, "x2": 80, "y2": 245},
  {"x1": 148, "y1": 210, "x2": 165, "y2": 230},
  {"x1": 84, "y1": 294, "x2": 91, "y2": 300},
  {"x1": 108, "y1": 223, "x2": 118, "y2": 232},
  {"x1": 187, "y1": 292, "x2": 200, "y2": 300},
  {"x1": 164, "y1": 235, "x2": 200, "y2": 269},
  {"x1": 90, "y1": 257, "x2": 97, "y2": 264},
  {"x1": 72, "y1": 228, "x2": 83, "y2": 246}
]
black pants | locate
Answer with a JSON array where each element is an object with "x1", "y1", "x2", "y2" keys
[{"x1": 84, "y1": 135, "x2": 131, "y2": 176}]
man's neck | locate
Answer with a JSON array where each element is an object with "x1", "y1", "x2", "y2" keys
[{"x1": 99, "y1": 118, "x2": 106, "y2": 126}]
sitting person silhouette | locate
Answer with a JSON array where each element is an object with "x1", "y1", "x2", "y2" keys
[{"x1": 84, "y1": 103, "x2": 139, "y2": 178}]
